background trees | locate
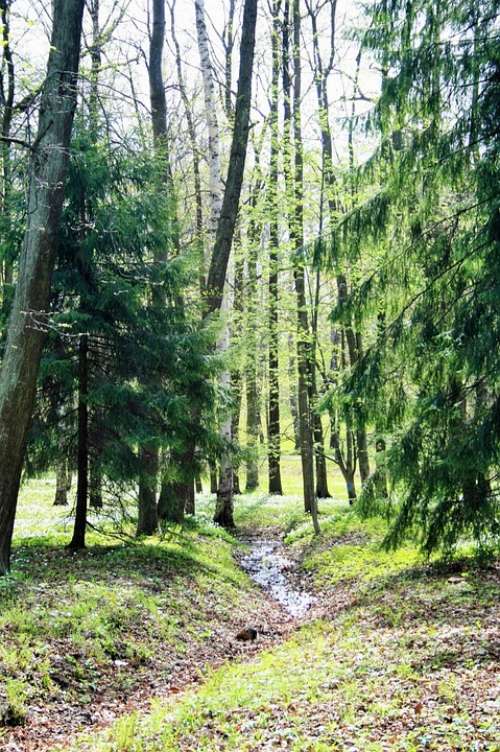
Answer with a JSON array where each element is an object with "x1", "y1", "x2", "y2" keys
[{"x1": 0, "y1": 0, "x2": 497, "y2": 570}]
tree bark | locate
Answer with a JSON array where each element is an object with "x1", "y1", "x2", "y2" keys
[
  {"x1": 0, "y1": 0, "x2": 85, "y2": 573},
  {"x1": 287, "y1": 332, "x2": 300, "y2": 450},
  {"x1": 284, "y1": 0, "x2": 318, "y2": 531},
  {"x1": 158, "y1": 478, "x2": 185, "y2": 524},
  {"x1": 244, "y1": 166, "x2": 263, "y2": 491},
  {"x1": 89, "y1": 457, "x2": 103, "y2": 510},
  {"x1": 204, "y1": 0, "x2": 258, "y2": 315},
  {"x1": 0, "y1": 0, "x2": 15, "y2": 320},
  {"x1": 267, "y1": 0, "x2": 284, "y2": 495},
  {"x1": 137, "y1": 444, "x2": 159, "y2": 534},
  {"x1": 201, "y1": 0, "x2": 258, "y2": 527},
  {"x1": 54, "y1": 456, "x2": 70, "y2": 506},
  {"x1": 195, "y1": 0, "x2": 233, "y2": 525},
  {"x1": 210, "y1": 461, "x2": 218, "y2": 494},
  {"x1": 69, "y1": 334, "x2": 89, "y2": 550},
  {"x1": 313, "y1": 412, "x2": 330, "y2": 498},
  {"x1": 170, "y1": 0, "x2": 204, "y2": 289}
]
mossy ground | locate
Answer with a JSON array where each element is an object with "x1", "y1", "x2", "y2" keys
[{"x1": 2, "y1": 467, "x2": 499, "y2": 752}]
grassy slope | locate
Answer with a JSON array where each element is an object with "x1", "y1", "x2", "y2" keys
[
  {"x1": 0, "y1": 479, "x2": 276, "y2": 749},
  {"x1": 3, "y1": 472, "x2": 499, "y2": 752},
  {"x1": 59, "y1": 495, "x2": 499, "y2": 752}
]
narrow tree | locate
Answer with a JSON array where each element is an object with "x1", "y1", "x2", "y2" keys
[
  {"x1": 206, "y1": 0, "x2": 258, "y2": 526},
  {"x1": 283, "y1": 0, "x2": 319, "y2": 530},
  {"x1": 267, "y1": 0, "x2": 284, "y2": 495}
]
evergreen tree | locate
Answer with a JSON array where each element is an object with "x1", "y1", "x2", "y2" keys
[{"x1": 325, "y1": 0, "x2": 500, "y2": 555}]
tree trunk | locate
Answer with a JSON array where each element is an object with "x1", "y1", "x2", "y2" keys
[
  {"x1": 307, "y1": 0, "x2": 370, "y2": 490},
  {"x1": 313, "y1": 413, "x2": 331, "y2": 498},
  {"x1": 356, "y1": 426, "x2": 370, "y2": 486},
  {"x1": 287, "y1": 333, "x2": 300, "y2": 450},
  {"x1": 231, "y1": 372, "x2": 242, "y2": 495},
  {"x1": 202, "y1": 0, "x2": 258, "y2": 527},
  {"x1": 231, "y1": 253, "x2": 244, "y2": 496},
  {"x1": 284, "y1": 0, "x2": 318, "y2": 530},
  {"x1": 204, "y1": 0, "x2": 258, "y2": 315},
  {"x1": 215, "y1": 293, "x2": 235, "y2": 524},
  {"x1": 194, "y1": 0, "x2": 223, "y2": 237},
  {"x1": 210, "y1": 461, "x2": 218, "y2": 494},
  {"x1": 89, "y1": 458, "x2": 103, "y2": 510},
  {"x1": 244, "y1": 176, "x2": 262, "y2": 491},
  {"x1": 346, "y1": 467, "x2": 357, "y2": 506},
  {"x1": 267, "y1": 0, "x2": 284, "y2": 496},
  {"x1": 0, "y1": 0, "x2": 14, "y2": 321},
  {"x1": 145, "y1": 0, "x2": 191, "y2": 522},
  {"x1": 158, "y1": 477, "x2": 185, "y2": 524},
  {"x1": 54, "y1": 456, "x2": 69, "y2": 506},
  {"x1": 137, "y1": 444, "x2": 159, "y2": 535},
  {"x1": 185, "y1": 481, "x2": 196, "y2": 514},
  {"x1": 213, "y1": 467, "x2": 235, "y2": 528},
  {"x1": 170, "y1": 0, "x2": 204, "y2": 289},
  {"x1": 0, "y1": 0, "x2": 85, "y2": 573},
  {"x1": 69, "y1": 334, "x2": 89, "y2": 550},
  {"x1": 374, "y1": 436, "x2": 388, "y2": 499}
]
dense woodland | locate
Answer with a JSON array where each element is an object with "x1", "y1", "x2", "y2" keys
[
  {"x1": 0, "y1": 0, "x2": 498, "y2": 572},
  {"x1": 0, "y1": 1, "x2": 499, "y2": 749}
]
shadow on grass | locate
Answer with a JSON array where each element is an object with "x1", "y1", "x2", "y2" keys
[{"x1": 7, "y1": 526, "x2": 235, "y2": 593}]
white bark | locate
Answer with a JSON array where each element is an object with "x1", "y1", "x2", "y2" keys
[
  {"x1": 194, "y1": 0, "x2": 233, "y2": 514},
  {"x1": 194, "y1": 0, "x2": 223, "y2": 236}
]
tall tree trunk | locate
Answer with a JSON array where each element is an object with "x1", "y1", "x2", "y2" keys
[
  {"x1": 214, "y1": 285, "x2": 235, "y2": 523},
  {"x1": 69, "y1": 334, "x2": 89, "y2": 549},
  {"x1": 203, "y1": 0, "x2": 258, "y2": 527},
  {"x1": 328, "y1": 327, "x2": 357, "y2": 505},
  {"x1": 144, "y1": 0, "x2": 186, "y2": 528},
  {"x1": 307, "y1": 0, "x2": 370, "y2": 488},
  {"x1": 223, "y1": 0, "x2": 237, "y2": 119},
  {"x1": 170, "y1": 0, "x2": 204, "y2": 289},
  {"x1": 210, "y1": 461, "x2": 218, "y2": 494},
  {"x1": 244, "y1": 165, "x2": 263, "y2": 491},
  {"x1": 0, "y1": 0, "x2": 85, "y2": 573},
  {"x1": 204, "y1": 0, "x2": 258, "y2": 314},
  {"x1": 283, "y1": 0, "x2": 318, "y2": 531},
  {"x1": 231, "y1": 364, "x2": 243, "y2": 496},
  {"x1": 230, "y1": 248, "x2": 244, "y2": 496},
  {"x1": 267, "y1": 0, "x2": 284, "y2": 495},
  {"x1": 158, "y1": 478, "x2": 185, "y2": 524},
  {"x1": 195, "y1": 0, "x2": 232, "y2": 522},
  {"x1": 194, "y1": 0, "x2": 223, "y2": 237},
  {"x1": 0, "y1": 0, "x2": 14, "y2": 319}
]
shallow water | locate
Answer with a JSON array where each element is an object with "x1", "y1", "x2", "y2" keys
[{"x1": 240, "y1": 540, "x2": 314, "y2": 618}]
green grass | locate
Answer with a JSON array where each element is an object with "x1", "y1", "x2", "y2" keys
[
  {"x1": 3, "y1": 475, "x2": 499, "y2": 751},
  {"x1": 1, "y1": 483, "x2": 257, "y2": 737},
  {"x1": 48, "y1": 494, "x2": 499, "y2": 752}
]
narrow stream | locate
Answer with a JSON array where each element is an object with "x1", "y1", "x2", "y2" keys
[{"x1": 240, "y1": 539, "x2": 314, "y2": 618}]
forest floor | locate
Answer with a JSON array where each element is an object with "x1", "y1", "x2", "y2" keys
[{"x1": 1, "y1": 469, "x2": 499, "y2": 752}]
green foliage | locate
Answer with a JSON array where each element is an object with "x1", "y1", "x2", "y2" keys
[
  {"x1": 323, "y1": 0, "x2": 500, "y2": 555},
  {"x1": 26, "y1": 123, "x2": 219, "y2": 513}
]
